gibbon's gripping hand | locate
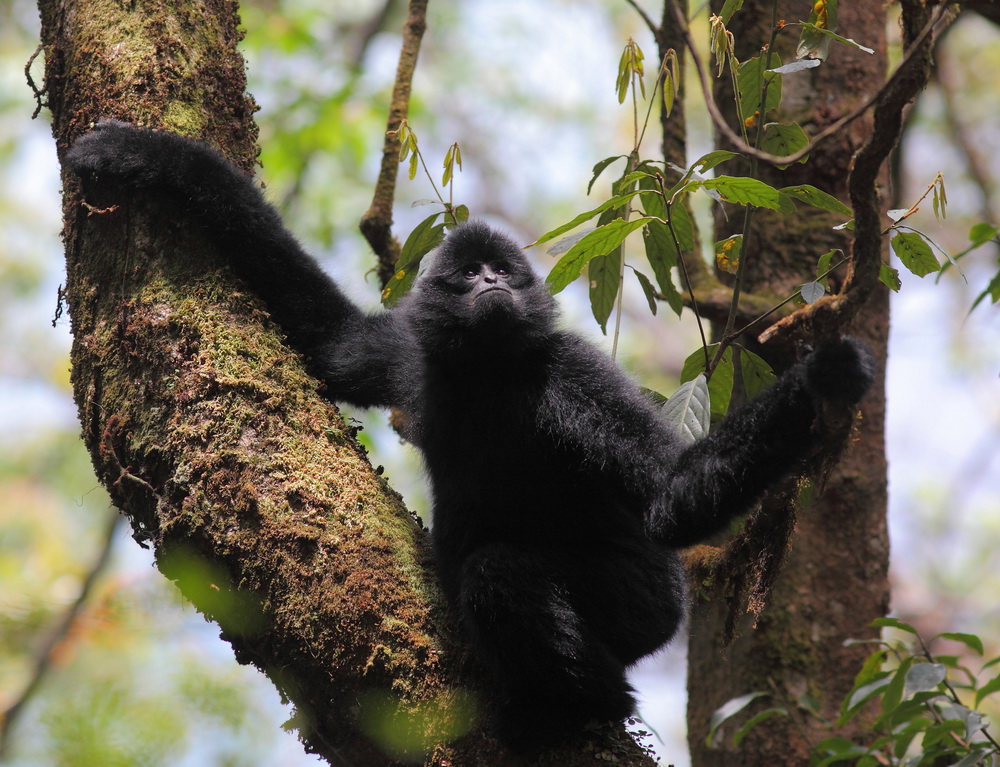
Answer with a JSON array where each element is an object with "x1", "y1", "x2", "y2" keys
[
  {"x1": 802, "y1": 337, "x2": 875, "y2": 406},
  {"x1": 68, "y1": 119, "x2": 188, "y2": 187}
]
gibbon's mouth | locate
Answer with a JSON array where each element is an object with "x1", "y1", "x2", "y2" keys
[{"x1": 474, "y1": 286, "x2": 514, "y2": 300}]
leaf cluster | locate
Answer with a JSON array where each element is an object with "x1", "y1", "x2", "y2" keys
[{"x1": 708, "y1": 618, "x2": 1000, "y2": 767}]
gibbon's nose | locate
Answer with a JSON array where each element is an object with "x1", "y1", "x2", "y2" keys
[{"x1": 482, "y1": 268, "x2": 499, "y2": 284}]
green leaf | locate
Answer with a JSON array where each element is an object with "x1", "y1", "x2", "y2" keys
[
  {"x1": 701, "y1": 176, "x2": 796, "y2": 214},
  {"x1": 761, "y1": 123, "x2": 809, "y2": 166},
  {"x1": 903, "y1": 663, "x2": 947, "y2": 697},
  {"x1": 587, "y1": 155, "x2": 627, "y2": 195},
  {"x1": 796, "y1": 0, "x2": 839, "y2": 61},
  {"x1": 815, "y1": 249, "x2": 838, "y2": 284},
  {"x1": 737, "y1": 347, "x2": 776, "y2": 399},
  {"x1": 891, "y1": 232, "x2": 941, "y2": 277},
  {"x1": 937, "y1": 632, "x2": 985, "y2": 656},
  {"x1": 736, "y1": 55, "x2": 782, "y2": 122},
  {"x1": 974, "y1": 674, "x2": 1000, "y2": 707},
  {"x1": 691, "y1": 149, "x2": 741, "y2": 174},
  {"x1": 732, "y1": 708, "x2": 787, "y2": 747},
  {"x1": 681, "y1": 345, "x2": 734, "y2": 421},
  {"x1": 532, "y1": 192, "x2": 640, "y2": 248},
  {"x1": 968, "y1": 221, "x2": 998, "y2": 247},
  {"x1": 871, "y1": 616, "x2": 918, "y2": 634},
  {"x1": 719, "y1": 0, "x2": 744, "y2": 24},
  {"x1": 382, "y1": 213, "x2": 446, "y2": 306},
  {"x1": 715, "y1": 235, "x2": 742, "y2": 275},
  {"x1": 632, "y1": 268, "x2": 658, "y2": 316},
  {"x1": 970, "y1": 270, "x2": 1000, "y2": 312},
  {"x1": 881, "y1": 656, "x2": 915, "y2": 714},
  {"x1": 879, "y1": 263, "x2": 901, "y2": 292},
  {"x1": 781, "y1": 185, "x2": 852, "y2": 217},
  {"x1": 839, "y1": 674, "x2": 892, "y2": 726},
  {"x1": 705, "y1": 691, "x2": 768, "y2": 747},
  {"x1": 661, "y1": 374, "x2": 711, "y2": 447},
  {"x1": 643, "y1": 221, "x2": 683, "y2": 317},
  {"x1": 545, "y1": 218, "x2": 649, "y2": 294},
  {"x1": 799, "y1": 21, "x2": 875, "y2": 57},
  {"x1": 638, "y1": 172, "x2": 666, "y2": 219},
  {"x1": 666, "y1": 198, "x2": 696, "y2": 250},
  {"x1": 587, "y1": 251, "x2": 620, "y2": 333}
]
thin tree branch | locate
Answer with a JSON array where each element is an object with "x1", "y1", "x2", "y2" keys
[
  {"x1": 360, "y1": 0, "x2": 429, "y2": 287},
  {"x1": 669, "y1": 1, "x2": 950, "y2": 168},
  {"x1": 759, "y1": 0, "x2": 954, "y2": 345},
  {"x1": 0, "y1": 513, "x2": 122, "y2": 759}
]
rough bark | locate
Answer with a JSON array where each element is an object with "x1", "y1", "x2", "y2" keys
[
  {"x1": 36, "y1": 0, "x2": 655, "y2": 764},
  {"x1": 685, "y1": 2, "x2": 893, "y2": 765}
]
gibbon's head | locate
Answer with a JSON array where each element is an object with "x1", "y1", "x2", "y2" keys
[{"x1": 412, "y1": 221, "x2": 557, "y2": 346}]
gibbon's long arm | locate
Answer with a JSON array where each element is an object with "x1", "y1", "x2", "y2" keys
[{"x1": 651, "y1": 339, "x2": 874, "y2": 547}]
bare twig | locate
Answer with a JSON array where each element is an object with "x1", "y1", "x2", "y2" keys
[
  {"x1": 359, "y1": 0, "x2": 429, "y2": 287},
  {"x1": 0, "y1": 512, "x2": 122, "y2": 759}
]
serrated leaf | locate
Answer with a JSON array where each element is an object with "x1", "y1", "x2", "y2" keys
[
  {"x1": 780, "y1": 185, "x2": 852, "y2": 216},
  {"x1": 661, "y1": 374, "x2": 711, "y2": 446},
  {"x1": 879, "y1": 263, "x2": 901, "y2": 292},
  {"x1": 761, "y1": 122, "x2": 810, "y2": 166},
  {"x1": 719, "y1": 0, "x2": 744, "y2": 23},
  {"x1": 800, "y1": 281, "x2": 826, "y2": 304},
  {"x1": 545, "y1": 218, "x2": 649, "y2": 294},
  {"x1": 892, "y1": 232, "x2": 941, "y2": 277},
  {"x1": 681, "y1": 345, "x2": 734, "y2": 421},
  {"x1": 691, "y1": 149, "x2": 741, "y2": 174},
  {"x1": 737, "y1": 55, "x2": 782, "y2": 122},
  {"x1": 701, "y1": 176, "x2": 796, "y2": 214}
]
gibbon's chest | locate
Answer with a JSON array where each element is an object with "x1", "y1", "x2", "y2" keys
[{"x1": 413, "y1": 360, "x2": 555, "y2": 479}]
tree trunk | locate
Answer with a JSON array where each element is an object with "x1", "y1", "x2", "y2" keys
[
  {"x1": 36, "y1": 0, "x2": 656, "y2": 764},
  {"x1": 685, "y1": 2, "x2": 892, "y2": 764}
]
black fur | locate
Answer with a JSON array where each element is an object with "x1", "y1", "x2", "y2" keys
[{"x1": 66, "y1": 121, "x2": 874, "y2": 749}]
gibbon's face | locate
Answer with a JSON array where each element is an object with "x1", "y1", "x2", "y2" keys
[{"x1": 416, "y1": 223, "x2": 554, "y2": 334}]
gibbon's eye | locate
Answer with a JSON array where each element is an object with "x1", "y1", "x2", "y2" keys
[
  {"x1": 462, "y1": 265, "x2": 479, "y2": 280},
  {"x1": 494, "y1": 264, "x2": 509, "y2": 277}
]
